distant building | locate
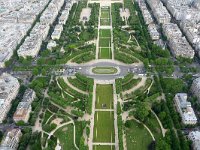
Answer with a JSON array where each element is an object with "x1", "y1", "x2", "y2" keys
[
  {"x1": 0, "y1": 129, "x2": 22, "y2": 150},
  {"x1": 146, "y1": 0, "x2": 171, "y2": 24},
  {"x1": 191, "y1": 77, "x2": 200, "y2": 101},
  {"x1": 0, "y1": 73, "x2": 20, "y2": 123},
  {"x1": 59, "y1": 10, "x2": 69, "y2": 24},
  {"x1": 17, "y1": 0, "x2": 67, "y2": 58},
  {"x1": 188, "y1": 131, "x2": 200, "y2": 150},
  {"x1": 21, "y1": 89, "x2": 36, "y2": 103},
  {"x1": 13, "y1": 89, "x2": 36, "y2": 123},
  {"x1": 0, "y1": 0, "x2": 49, "y2": 68},
  {"x1": 148, "y1": 24, "x2": 160, "y2": 40},
  {"x1": 47, "y1": 40, "x2": 57, "y2": 50},
  {"x1": 51, "y1": 24, "x2": 63, "y2": 40},
  {"x1": 174, "y1": 93, "x2": 197, "y2": 125},
  {"x1": 162, "y1": 23, "x2": 194, "y2": 59}
]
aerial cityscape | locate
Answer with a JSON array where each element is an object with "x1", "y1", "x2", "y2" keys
[{"x1": 0, "y1": 0, "x2": 200, "y2": 150}]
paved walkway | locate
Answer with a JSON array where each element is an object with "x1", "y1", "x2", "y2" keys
[
  {"x1": 88, "y1": 81, "x2": 97, "y2": 150},
  {"x1": 56, "y1": 77, "x2": 76, "y2": 98},
  {"x1": 113, "y1": 81, "x2": 119, "y2": 150},
  {"x1": 43, "y1": 102, "x2": 81, "y2": 150},
  {"x1": 93, "y1": 143, "x2": 115, "y2": 145},
  {"x1": 151, "y1": 110, "x2": 167, "y2": 137}
]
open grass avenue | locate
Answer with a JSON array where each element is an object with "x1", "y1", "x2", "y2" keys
[{"x1": 99, "y1": 29, "x2": 112, "y2": 59}]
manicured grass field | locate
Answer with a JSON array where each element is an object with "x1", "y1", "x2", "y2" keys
[
  {"x1": 101, "y1": 9, "x2": 110, "y2": 18},
  {"x1": 99, "y1": 48, "x2": 111, "y2": 59},
  {"x1": 126, "y1": 120, "x2": 153, "y2": 150},
  {"x1": 98, "y1": 29, "x2": 112, "y2": 59},
  {"x1": 93, "y1": 145, "x2": 115, "y2": 150},
  {"x1": 54, "y1": 124, "x2": 76, "y2": 150},
  {"x1": 95, "y1": 84, "x2": 113, "y2": 109},
  {"x1": 100, "y1": 19, "x2": 110, "y2": 26},
  {"x1": 99, "y1": 38, "x2": 111, "y2": 47},
  {"x1": 93, "y1": 111, "x2": 115, "y2": 143},
  {"x1": 92, "y1": 67, "x2": 118, "y2": 74},
  {"x1": 100, "y1": 7, "x2": 110, "y2": 26},
  {"x1": 99, "y1": 29, "x2": 111, "y2": 38}
]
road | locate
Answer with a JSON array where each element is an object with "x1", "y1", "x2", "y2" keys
[{"x1": 63, "y1": 60, "x2": 145, "y2": 80}]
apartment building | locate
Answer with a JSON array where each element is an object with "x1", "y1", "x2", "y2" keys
[
  {"x1": 148, "y1": 24, "x2": 160, "y2": 40},
  {"x1": 162, "y1": 23, "x2": 194, "y2": 58},
  {"x1": 13, "y1": 89, "x2": 36, "y2": 123},
  {"x1": 0, "y1": 129, "x2": 22, "y2": 150},
  {"x1": 17, "y1": 0, "x2": 75, "y2": 58},
  {"x1": 0, "y1": 73, "x2": 20, "y2": 123},
  {"x1": 51, "y1": 24, "x2": 63, "y2": 40},
  {"x1": 174, "y1": 93, "x2": 197, "y2": 125},
  {"x1": 188, "y1": 131, "x2": 200, "y2": 150},
  {"x1": 191, "y1": 77, "x2": 200, "y2": 101},
  {"x1": 0, "y1": 0, "x2": 50, "y2": 68}
]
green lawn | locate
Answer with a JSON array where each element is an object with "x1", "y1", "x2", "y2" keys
[
  {"x1": 99, "y1": 29, "x2": 111, "y2": 38},
  {"x1": 126, "y1": 120, "x2": 153, "y2": 150},
  {"x1": 101, "y1": 9, "x2": 110, "y2": 18},
  {"x1": 93, "y1": 111, "x2": 115, "y2": 143},
  {"x1": 96, "y1": 84, "x2": 113, "y2": 109},
  {"x1": 93, "y1": 145, "x2": 115, "y2": 150},
  {"x1": 42, "y1": 110, "x2": 52, "y2": 125},
  {"x1": 99, "y1": 48, "x2": 111, "y2": 59},
  {"x1": 54, "y1": 124, "x2": 76, "y2": 150},
  {"x1": 92, "y1": 67, "x2": 118, "y2": 74},
  {"x1": 100, "y1": 18, "x2": 110, "y2": 26},
  {"x1": 99, "y1": 38, "x2": 111, "y2": 47}
]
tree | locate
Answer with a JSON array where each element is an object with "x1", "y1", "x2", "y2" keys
[
  {"x1": 16, "y1": 120, "x2": 26, "y2": 126},
  {"x1": 0, "y1": 131, "x2": 3, "y2": 143},
  {"x1": 41, "y1": 68, "x2": 47, "y2": 76},
  {"x1": 156, "y1": 139, "x2": 171, "y2": 150},
  {"x1": 32, "y1": 68, "x2": 39, "y2": 76},
  {"x1": 161, "y1": 78, "x2": 185, "y2": 94},
  {"x1": 79, "y1": 136, "x2": 88, "y2": 150},
  {"x1": 134, "y1": 102, "x2": 149, "y2": 122}
]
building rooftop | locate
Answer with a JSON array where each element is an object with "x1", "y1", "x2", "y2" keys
[{"x1": 175, "y1": 93, "x2": 197, "y2": 123}]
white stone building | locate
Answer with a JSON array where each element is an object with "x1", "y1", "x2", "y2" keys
[
  {"x1": 0, "y1": 129, "x2": 22, "y2": 150},
  {"x1": 51, "y1": 24, "x2": 63, "y2": 40},
  {"x1": 188, "y1": 131, "x2": 200, "y2": 150},
  {"x1": 13, "y1": 89, "x2": 36, "y2": 123},
  {"x1": 191, "y1": 77, "x2": 200, "y2": 101},
  {"x1": 174, "y1": 93, "x2": 197, "y2": 125},
  {"x1": 148, "y1": 24, "x2": 160, "y2": 40},
  {"x1": 0, "y1": 0, "x2": 49, "y2": 67},
  {"x1": 0, "y1": 73, "x2": 20, "y2": 123}
]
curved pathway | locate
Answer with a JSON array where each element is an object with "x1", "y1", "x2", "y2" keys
[
  {"x1": 63, "y1": 76, "x2": 88, "y2": 95},
  {"x1": 122, "y1": 77, "x2": 147, "y2": 96},
  {"x1": 43, "y1": 102, "x2": 83, "y2": 150},
  {"x1": 56, "y1": 77, "x2": 76, "y2": 98},
  {"x1": 151, "y1": 109, "x2": 167, "y2": 137},
  {"x1": 127, "y1": 117, "x2": 155, "y2": 141}
]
